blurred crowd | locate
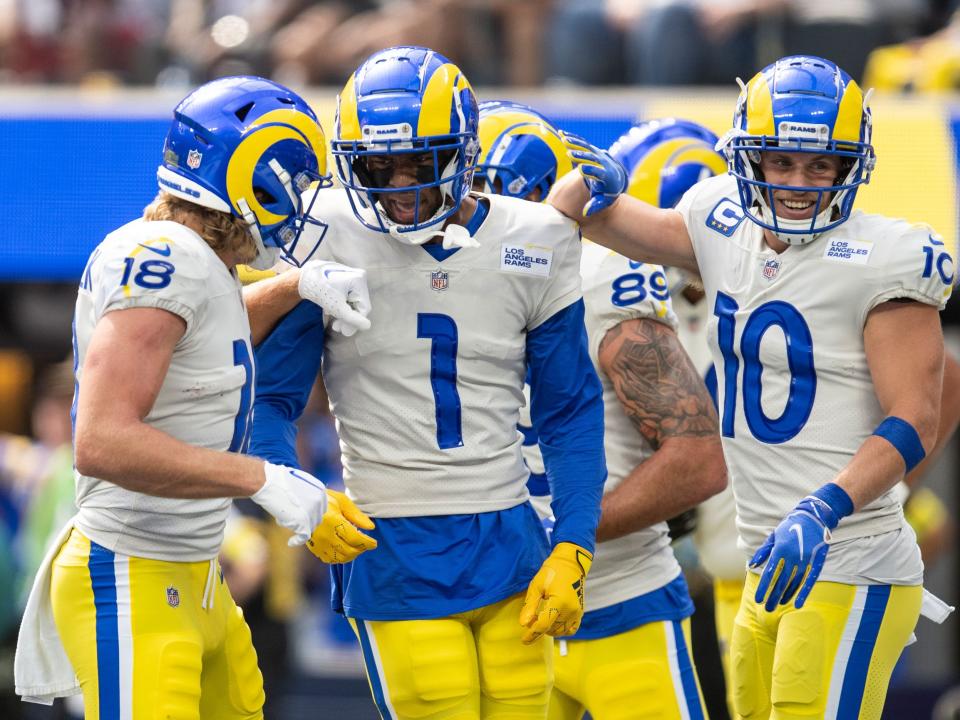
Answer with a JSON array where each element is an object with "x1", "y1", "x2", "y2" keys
[{"x1": 1, "y1": 0, "x2": 959, "y2": 89}]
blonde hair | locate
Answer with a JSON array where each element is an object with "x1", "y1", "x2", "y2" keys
[{"x1": 143, "y1": 192, "x2": 258, "y2": 264}]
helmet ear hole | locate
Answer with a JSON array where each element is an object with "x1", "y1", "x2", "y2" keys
[{"x1": 254, "y1": 187, "x2": 277, "y2": 204}]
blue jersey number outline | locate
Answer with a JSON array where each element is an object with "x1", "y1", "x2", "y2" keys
[
  {"x1": 610, "y1": 261, "x2": 670, "y2": 307},
  {"x1": 418, "y1": 313, "x2": 464, "y2": 449},
  {"x1": 713, "y1": 291, "x2": 816, "y2": 444},
  {"x1": 229, "y1": 339, "x2": 254, "y2": 452},
  {"x1": 921, "y1": 234, "x2": 954, "y2": 285},
  {"x1": 120, "y1": 257, "x2": 176, "y2": 290}
]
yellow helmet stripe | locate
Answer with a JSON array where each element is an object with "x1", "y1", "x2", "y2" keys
[
  {"x1": 226, "y1": 124, "x2": 308, "y2": 223},
  {"x1": 745, "y1": 73, "x2": 775, "y2": 136},
  {"x1": 337, "y1": 74, "x2": 362, "y2": 142},
  {"x1": 627, "y1": 139, "x2": 724, "y2": 206},
  {"x1": 834, "y1": 79, "x2": 865, "y2": 143},
  {"x1": 251, "y1": 108, "x2": 328, "y2": 176},
  {"x1": 418, "y1": 63, "x2": 473, "y2": 137}
]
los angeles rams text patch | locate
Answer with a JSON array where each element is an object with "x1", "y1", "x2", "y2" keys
[
  {"x1": 822, "y1": 238, "x2": 872, "y2": 265},
  {"x1": 500, "y1": 244, "x2": 552, "y2": 276}
]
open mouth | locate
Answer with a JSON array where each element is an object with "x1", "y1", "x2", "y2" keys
[{"x1": 382, "y1": 193, "x2": 419, "y2": 225}]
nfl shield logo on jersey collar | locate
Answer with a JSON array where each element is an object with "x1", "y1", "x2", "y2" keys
[
  {"x1": 431, "y1": 268, "x2": 449, "y2": 291},
  {"x1": 762, "y1": 257, "x2": 782, "y2": 281}
]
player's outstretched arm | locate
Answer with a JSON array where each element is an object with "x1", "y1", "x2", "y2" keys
[
  {"x1": 73, "y1": 306, "x2": 330, "y2": 545},
  {"x1": 547, "y1": 137, "x2": 698, "y2": 274},
  {"x1": 244, "y1": 260, "x2": 372, "y2": 345},
  {"x1": 595, "y1": 318, "x2": 727, "y2": 542}
]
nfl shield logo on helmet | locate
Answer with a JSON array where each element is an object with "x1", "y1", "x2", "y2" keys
[
  {"x1": 431, "y1": 269, "x2": 448, "y2": 292},
  {"x1": 762, "y1": 258, "x2": 781, "y2": 280},
  {"x1": 166, "y1": 586, "x2": 180, "y2": 608},
  {"x1": 186, "y1": 149, "x2": 203, "y2": 169}
]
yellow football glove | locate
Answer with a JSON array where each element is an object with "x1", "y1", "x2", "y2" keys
[
  {"x1": 305, "y1": 490, "x2": 378, "y2": 564},
  {"x1": 519, "y1": 542, "x2": 593, "y2": 644}
]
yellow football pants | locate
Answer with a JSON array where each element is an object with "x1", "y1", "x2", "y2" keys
[
  {"x1": 51, "y1": 529, "x2": 264, "y2": 720},
  {"x1": 549, "y1": 618, "x2": 708, "y2": 720},
  {"x1": 350, "y1": 593, "x2": 552, "y2": 719},
  {"x1": 731, "y1": 572, "x2": 921, "y2": 720},
  {"x1": 714, "y1": 576, "x2": 746, "y2": 719}
]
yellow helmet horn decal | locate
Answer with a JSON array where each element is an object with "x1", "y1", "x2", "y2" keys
[
  {"x1": 627, "y1": 139, "x2": 725, "y2": 206},
  {"x1": 337, "y1": 74, "x2": 362, "y2": 142},
  {"x1": 833, "y1": 79, "x2": 865, "y2": 143},
  {"x1": 226, "y1": 123, "x2": 310, "y2": 224},
  {"x1": 745, "y1": 73, "x2": 775, "y2": 136},
  {"x1": 419, "y1": 63, "x2": 473, "y2": 137}
]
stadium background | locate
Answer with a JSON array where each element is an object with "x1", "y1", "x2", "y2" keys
[{"x1": 2, "y1": 10, "x2": 960, "y2": 719}]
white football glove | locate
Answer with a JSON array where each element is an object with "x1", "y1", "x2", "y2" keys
[
  {"x1": 250, "y1": 462, "x2": 329, "y2": 546},
  {"x1": 299, "y1": 260, "x2": 372, "y2": 337}
]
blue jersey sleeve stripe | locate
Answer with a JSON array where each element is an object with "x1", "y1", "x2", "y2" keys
[
  {"x1": 526, "y1": 299, "x2": 606, "y2": 552},
  {"x1": 248, "y1": 300, "x2": 325, "y2": 467}
]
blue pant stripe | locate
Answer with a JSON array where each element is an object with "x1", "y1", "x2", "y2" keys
[
  {"x1": 355, "y1": 620, "x2": 394, "y2": 720},
  {"x1": 672, "y1": 620, "x2": 705, "y2": 720},
  {"x1": 837, "y1": 585, "x2": 892, "y2": 719},
  {"x1": 89, "y1": 541, "x2": 120, "y2": 720}
]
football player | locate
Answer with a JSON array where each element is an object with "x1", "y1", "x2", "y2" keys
[
  {"x1": 549, "y1": 55, "x2": 955, "y2": 720},
  {"x1": 247, "y1": 48, "x2": 606, "y2": 719},
  {"x1": 15, "y1": 76, "x2": 374, "y2": 718},
  {"x1": 482, "y1": 106, "x2": 728, "y2": 720}
]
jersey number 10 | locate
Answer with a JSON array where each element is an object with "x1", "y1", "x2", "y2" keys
[{"x1": 714, "y1": 292, "x2": 816, "y2": 444}]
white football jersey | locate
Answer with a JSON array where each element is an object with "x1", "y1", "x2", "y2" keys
[
  {"x1": 672, "y1": 280, "x2": 745, "y2": 582},
  {"x1": 73, "y1": 219, "x2": 252, "y2": 561},
  {"x1": 522, "y1": 241, "x2": 684, "y2": 612},
  {"x1": 300, "y1": 189, "x2": 582, "y2": 517},
  {"x1": 677, "y1": 173, "x2": 953, "y2": 584}
]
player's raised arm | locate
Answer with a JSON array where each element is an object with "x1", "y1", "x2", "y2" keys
[
  {"x1": 547, "y1": 135, "x2": 699, "y2": 273},
  {"x1": 595, "y1": 316, "x2": 727, "y2": 542}
]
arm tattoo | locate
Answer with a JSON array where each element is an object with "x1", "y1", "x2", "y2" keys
[{"x1": 599, "y1": 318, "x2": 719, "y2": 449}]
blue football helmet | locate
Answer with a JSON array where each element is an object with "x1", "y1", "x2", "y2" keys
[
  {"x1": 332, "y1": 46, "x2": 480, "y2": 242},
  {"x1": 158, "y1": 75, "x2": 332, "y2": 268},
  {"x1": 475, "y1": 100, "x2": 572, "y2": 201},
  {"x1": 610, "y1": 118, "x2": 727, "y2": 210},
  {"x1": 717, "y1": 55, "x2": 875, "y2": 245}
]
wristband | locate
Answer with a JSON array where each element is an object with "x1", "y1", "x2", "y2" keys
[
  {"x1": 872, "y1": 416, "x2": 926, "y2": 472},
  {"x1": 810, "y1": 482, "x2": 854, "y2": 526}
]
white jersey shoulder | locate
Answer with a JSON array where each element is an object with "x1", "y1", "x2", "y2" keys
[
  {"x1": 82, "y1": 219, "x2": 217, "y2": 333},
  {"x1": 74, "y1": 218, "x2": 248, "y2": 562},
  {"x1": 308, "y1": 189, "x2": 584, "y2": 517}
]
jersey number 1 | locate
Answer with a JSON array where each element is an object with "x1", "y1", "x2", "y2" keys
[
  {"x1": 418, "y1": 313, "x2": 464, "y2": 449},
  {"x1": 714, "y1": 292, "x2": 816, "y2": 444}
]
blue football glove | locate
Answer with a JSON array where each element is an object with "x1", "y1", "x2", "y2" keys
[
  {"x1": 750, "y1": 483, "x2": 854, "y2": 612},
  {"x1": 560, "y1": 132, "x2": 627, "y2": 217}
]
